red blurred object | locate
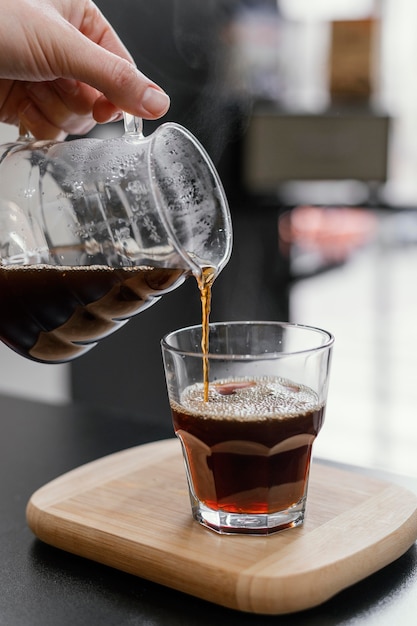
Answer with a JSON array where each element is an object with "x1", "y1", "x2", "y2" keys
[{"x1": 279, "y1": 206, "x2": 377, "y2": 264}]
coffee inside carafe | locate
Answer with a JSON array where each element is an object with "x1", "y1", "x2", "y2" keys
[{"x1": 0, "y1": 264, "x2": 187, "y2": 363}]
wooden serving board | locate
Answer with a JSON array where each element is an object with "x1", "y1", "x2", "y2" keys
[{"x1": 26, "y1": 439, "x2": 417, "y2": 615}]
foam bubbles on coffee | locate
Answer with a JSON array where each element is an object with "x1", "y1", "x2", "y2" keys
[{"x1": 178, "y1": 376, "x2": 321, "y2": 421}]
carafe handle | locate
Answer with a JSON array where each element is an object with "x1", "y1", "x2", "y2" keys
[{"x1": 123, "y1": 113, "x2": 144, "y2": 138}]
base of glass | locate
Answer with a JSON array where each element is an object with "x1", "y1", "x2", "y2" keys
[{"x1": 191, "y1": 496, "x2": 306, "y2": 535}]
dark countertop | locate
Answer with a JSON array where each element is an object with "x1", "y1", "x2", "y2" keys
[{"x1": 1, "y1": 393, "x2": 417, "y2": 625}]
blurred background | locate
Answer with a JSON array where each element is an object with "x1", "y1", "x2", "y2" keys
[{"x1": 1, "y1": 0, "x2": 417, "y2": 477}]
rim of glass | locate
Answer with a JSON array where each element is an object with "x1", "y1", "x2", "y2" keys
[{"x1": 161, "y1": 320, "x2": 334, "y2": 360}]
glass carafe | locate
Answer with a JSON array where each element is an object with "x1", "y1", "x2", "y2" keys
[{"x1": 0, "y1": 117, "x2": 232, "y2": 363}]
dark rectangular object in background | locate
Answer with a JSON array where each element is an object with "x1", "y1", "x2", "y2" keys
[{"x1": 243, "y1": 111, "x2": 390, "y2": 192}]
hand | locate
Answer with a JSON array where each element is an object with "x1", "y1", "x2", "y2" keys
[{"x1": 0, "y1": 0, "x2": 170, "y2": 140}]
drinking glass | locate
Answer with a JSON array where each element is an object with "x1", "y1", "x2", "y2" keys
[{"x1": 161, "y1": 321, "x2": 334, "y2": 535}]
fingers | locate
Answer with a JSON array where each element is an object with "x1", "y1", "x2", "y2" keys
[
  {"x1": 17, "y1": 80, "x2": 98, "y2": 140},
  {"x1": 57, "y1": 23, "x2": 170, "y2": 121},
  {"x1": 92, "y1": 86, "x2": 170, "y2": 124},
  {"x1": 67, "y1": 2, "x2": 170, "y2": 119},
  {"x1": 4, "y1": 76, "x2": 125, "y2": 141},
  {"x1": 18, "y1": 100, "x2": 69, "y2": 141},
  {"x1": 72, "y1": 51, "x2": 170, "y2": 121}
]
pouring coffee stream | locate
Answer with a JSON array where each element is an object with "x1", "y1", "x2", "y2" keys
[{"x1": 0, "y1": 115, "x2": 232, "y2": 366}]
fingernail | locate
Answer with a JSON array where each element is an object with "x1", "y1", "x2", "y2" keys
[{"x1": 142, "y1": 88, "x2": 170, "y2": 116}]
